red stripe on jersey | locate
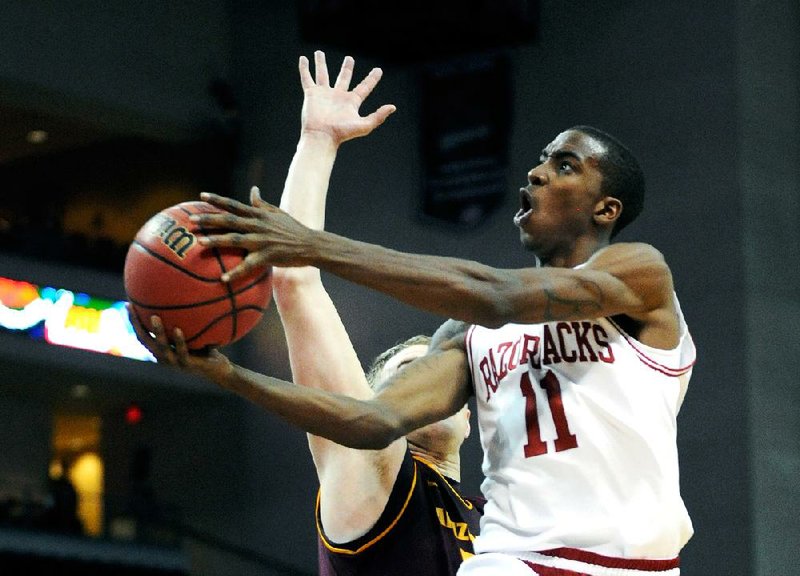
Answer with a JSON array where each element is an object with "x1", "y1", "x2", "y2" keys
[
  {"x1": 605, "y1": 317, "x2": 695, "y2": 377},
  {"x1": 465, "y1": 324, "x2": 478, "y2": 396},
  {"x1": 540, "y1": 547, "x2": 680, "y2": 571}
]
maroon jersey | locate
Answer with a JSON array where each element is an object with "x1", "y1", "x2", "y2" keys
[{"x1": 318, "y1": 450, "x2": 484, "y2": 576}]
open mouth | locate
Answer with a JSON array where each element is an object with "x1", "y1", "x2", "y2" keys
[{"x1": 513, "y1": 188, "x2": 533, "y2": 227}]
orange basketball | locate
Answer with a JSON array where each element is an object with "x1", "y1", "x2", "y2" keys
[{"x1": 124, "y1": 200, "x2": 272, "y2": 350}]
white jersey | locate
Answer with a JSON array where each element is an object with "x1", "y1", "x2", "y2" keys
[{"x1": 465, "y1": 293, "x2": 696, "y2": 564}]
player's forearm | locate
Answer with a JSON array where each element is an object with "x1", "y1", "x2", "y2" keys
[
  {"x1": 218, "y1": 364, "x2": 403, "y2": 449},
  {"x1": 305, "y1": 231, "x2": 519, "y2": 327},
  {"x1": 278, "y1": 132, "x2": 339, "y2": 231},
  {"x1": 273, "y1": 286, "x2": 374, "y2": 400},
  {"x1": 272, "y1": 133, "x2": 337, "y2": 297}
]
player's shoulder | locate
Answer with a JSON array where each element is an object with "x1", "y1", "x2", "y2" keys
[
  {"x1": 587, "y1": 242, "x2": 671, "y2": 275},
  {"x1": 588, "y1": 242, "x2": 679, "y2": 322},
  {"x1": 597, "y1": 241, "x2": 665, "y2": 260}
]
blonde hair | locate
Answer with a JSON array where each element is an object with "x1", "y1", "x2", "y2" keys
[{"x1": 365, "y1": 334, "x2": 431, "y2": 389}]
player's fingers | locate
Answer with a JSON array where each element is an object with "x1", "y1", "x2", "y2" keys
[
  {"x1": 191, "y1": 212, "x2": 263, "y2": 233},
  {"x1": 126, "y1": 303, "x2": 140, "y2": 328},
  {"x1": 150, "y1": 315, "x2": 168, "y2": 343},
  {"x1": 221, "y1": 266, "x2": 244, "y2": 284},
  {"x1": 172, "y1": 328, "x2": 190, "y2": 366},
  {"x1": 250, "y1": 186, "x2": 267, "y2": 208},
  {"x1": 298, "y1": 55, "x2": 314, "y2": 91},
  {"x1": 351, "y1": 67, "x2": 383, "y2": 102},
  {"x1": 197, "y1": 231, "x2": 262, "y2": 252},
  {"x1": 314, "y1": 50, "x2": 330, "y2": 86},
  {"x1": 220, "y1": 253, "x2": 265, "y2": 283},
  {"x1": 334, "y1": 55, "x2": 354, "y2": 90},
  {"x1": 366, "y1": 104, "x2": 397, "y2": 128},
  {"x1": 149, "y1": 316, "x2": 175, "y2": 361},
  {"x1": 199, "y1": 192, "x2": 259, "y2": 217}
]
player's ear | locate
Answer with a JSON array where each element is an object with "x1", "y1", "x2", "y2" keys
[{"x1": 593, "y1": 196, "x2": 622, "y2": 227}]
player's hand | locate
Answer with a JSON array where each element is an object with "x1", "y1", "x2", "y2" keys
[
  {"x1": 192, "y1": 188, "x2": 315, "y2": 283},
  {"x1": 127, "y1": 304, "x2": 233, "y2": 382},
  {"x1": 299, "y1": 50, "x2": 396, "y2": 145}
]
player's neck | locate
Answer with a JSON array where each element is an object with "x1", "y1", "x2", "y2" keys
[{"x1": 539, "y1": 236, "x2": 609, "y2": 268}]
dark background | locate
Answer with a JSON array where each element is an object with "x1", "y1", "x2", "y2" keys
[{"x1": 0, "y1": 1, "x2": 797, "y2": 574}]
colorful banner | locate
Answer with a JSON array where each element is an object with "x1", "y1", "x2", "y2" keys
[{"x1": 0, "y1": 275, "x2": 154, "y2": 362}]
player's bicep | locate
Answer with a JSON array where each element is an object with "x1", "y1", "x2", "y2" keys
[
  {"x1": 582, "y1": 242, "x2": 674, "y2": 315},
  {"x1": 507, "y1": 243, "x2": 672, "y2": 323}
]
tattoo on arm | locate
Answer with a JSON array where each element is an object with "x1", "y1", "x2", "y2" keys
[{"x1": 541, "y1": 277, "x2": 606, "y2": 321}]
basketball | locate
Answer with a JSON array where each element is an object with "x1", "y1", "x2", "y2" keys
[{"x1": 124, "y1": 200, "x2": 273, "y2": 350}]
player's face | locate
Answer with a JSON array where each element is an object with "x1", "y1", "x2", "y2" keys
[
  {"x1": 514, "y1": 130, "x2": 607, "y2": 261},
  {"x1": 376, "y1": 344, "x2": 429, "y2": 385}
]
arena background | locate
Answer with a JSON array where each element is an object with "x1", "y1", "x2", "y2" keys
[{"x1": 0, "y1": 1, "x2": 797, "y2": 574}]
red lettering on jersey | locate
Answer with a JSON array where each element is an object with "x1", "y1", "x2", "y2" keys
[
  {"x1": 542, "y1": 325, "x2": 562, "y2": 365},
  {"x1": 474, "y1": 322, "x2": 616, "y2": 401},
  {"x1": 556, "y1": 322, "x2": 577, "y2": 362},
  {"x1": 540, "y1": 371, "x2": 579, "y2": 452},
  {"x1": 479, "y1": 351, "x2": 500, "y2": 401},
  {"x1": 496, "y1": 341, "x2": 514, "y2": 381},
  {"x1": 506, "y1": 339, "x2": 520, "y2": 372},
  {"x1": 521, "y1": 334, "x2": 541, "y2": 369},
  {"x1": 593, "y1": 324, "x2": 615, "y2": 363},
  {"x1": 521, "y1": 371, "x2": 579, "y2": 458},
  {"x1": 571, "y1": 321, "x2": 598, "y2": 362}
]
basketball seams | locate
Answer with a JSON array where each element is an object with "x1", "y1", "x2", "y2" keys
[
  {"x1": 125, "y1": 200, "x2": 272, "y2": 350},
  {"x1": 128, "y1": 266, "x2": 272, "y2": 309},
  {"x1": 130, "y1": 241, "x2": 226, "y2": 283},
  {"x1": 182, "y1": 308, "x2": 267, "y2": 347},
  {"x1": 184, "y1": 201, "x2": 240, "y2": 346}
]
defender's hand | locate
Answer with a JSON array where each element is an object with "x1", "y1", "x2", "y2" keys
[{"x1": 299, "y1": 50, "x2": 396, "y2": 144}]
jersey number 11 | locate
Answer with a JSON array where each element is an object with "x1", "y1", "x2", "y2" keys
[{"x1": 520, "y1": 370, "x2": 578, "y2": 458}]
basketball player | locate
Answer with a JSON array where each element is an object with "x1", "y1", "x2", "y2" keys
[
  {"x1": 187, "y1": 89, "x2": 697, "y2": 574},
  {"x1": 132, "y1": 52, "x2": 483, "y2": 575}
]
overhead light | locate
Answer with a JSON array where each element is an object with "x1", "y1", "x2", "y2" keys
[
  {"x1": 125, "y1": 403, "x2": 143, "y2": 425},
  {"x1": 26, "y1": 129, "x2": 49, "y2": 144},
  {"x1": 70, "y1": 383, "x2": 90, "y2": 399}
]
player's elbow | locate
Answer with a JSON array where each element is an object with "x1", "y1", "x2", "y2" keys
[
  {"x1": 460, "y1": 276, "x2": 524, "y2": 328},
  {"x1": 271, "y1": 267, "x2": 322, "y2": 304},
  {"x1": 468, "y1": 290, "x2": 518, "y2": 328},
  {"x1": 475, "y1": 303, "x2": 516, "y2": 328},
  {"x1": 347, "y1": 409, "x2": 406, "y2": 450}
]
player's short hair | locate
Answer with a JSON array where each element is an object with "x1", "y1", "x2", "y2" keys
[
  {"x1": 365, "y1": 334, "x2": 431, "y2": 389},
  {"x1": 570, "y1": 125, "x2": 645, "y2": 238}
]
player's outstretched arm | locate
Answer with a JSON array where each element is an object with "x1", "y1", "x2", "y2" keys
[
  {"x1": 194, "y1": 195, "x2": 673, "y2": 331},
  {"x1": 131, "y1": 310, "x2": 470, "y2": 451},
  {"x1": 277, "y1": 50, "x2": 396, "y2": 231},
  {"x1": 270, "y1": 49, "x2": 398, "y2": 413},
  {"x1": 270, "y1": 51, "x2": 404, "y2": 541}
]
